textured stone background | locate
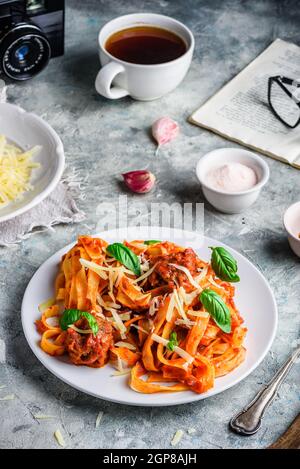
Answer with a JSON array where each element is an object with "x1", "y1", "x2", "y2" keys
[{"x1": 0, "y1": 0, "x2": 300, "y2": 449}]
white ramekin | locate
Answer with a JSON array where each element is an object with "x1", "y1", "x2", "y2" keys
[
  {"x1": 283, "y1": 201, "x2": 300, "y2": 257},
  {"x1": 196, "y1": 148, "x2": 270, "y2": 214}
]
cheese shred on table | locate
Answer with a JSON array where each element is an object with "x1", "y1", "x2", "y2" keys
[
  {"x1": 0, "y1": 135, "x2": 41, "y2": 207},
  {"x1": 0, "y1": 394, "x2": 15, "y2": 401},
  {"x1": 54, "y1": 429, "x2": 66, "y2": 447},
  {"x1": 171, "y1": 429, "x2": 184, "y2": 446}
]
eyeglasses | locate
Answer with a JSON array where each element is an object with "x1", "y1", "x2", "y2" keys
[{"x1": 268, "y1": 76, "x2": 300, "y2": 128}]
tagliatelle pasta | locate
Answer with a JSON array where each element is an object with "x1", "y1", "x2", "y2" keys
[{"x1": 35, "y1": 236, "x2": 247, "y2": 394}]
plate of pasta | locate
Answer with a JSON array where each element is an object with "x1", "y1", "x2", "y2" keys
[{"x1": 21, "y1": 226, "x2": 277, "y2": 406}]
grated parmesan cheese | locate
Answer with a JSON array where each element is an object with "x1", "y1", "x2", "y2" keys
[
  {"x1": 117, "y1": 355, "x2": 123, "y2": 372},
  {"x1": 0, "y1": 394, "x2": 15, "y2": 401},
  {"x1": 140, "y1": 258, "x2": 150, "y2": 272},
  {"x1": 109, "y1": 308, "x2": 127, "y2": 337},
  {"x1": 187, "y1": 428, "x2": 196, "y2": 434},
  {"x1": 80, "y1": 258, "x2": 108, "y2": 279},
  {"x1": 195, "y1": 266, "x2": 208, "y2": 282},
  {"x1": 45, "y1": 316, "x2": 60, "y2": 328},
  {"x1": 33, "y1": 414, "x2": 56, "y2": 420},
  {"x1": 108, "y1": 290, "x2": 116, "y2": 303},
  {"x1": 80, "y1": 258, "x2": 133, "y2": 277},
  {"x1": 151, "y1": 333, "x2": 194, "y2": 365},
  {"x1": 175, "y1": 318, "x2": 196, "y2": 328},
  {"x1": 173, "y1": 289, "x2": 188, "y2": 321},
  {"x1": 0, "y1": 135, "x2": 41, "y2": 207},
  {"x1": 114, "y1": 341, "x2": 136, "y2": 351},
  {"x1": 68, "y1": 325, "x2": 93, "y2": 334},
  {"x1": 106, "y1": 312, "x2": 131, "y2": 322},
  {"x1": 166, "y1": 291, "x2": 176, "y2": 322},
  {"x1": 54, "y1": 429, "x2": 66, "y2": 447},
  {"x1": 115, "y1": 355, "x2": 130, "y2": 373},
  {"x1": 95, "y1": 309, "x2": 105, "y2": 319},
  {"x1": 106, "y1": 301, "x2": 121, "y2": 309},
  {"x1": 111, "y1": 369, "x2": 131, "y2": 376},
  {"x1": 149, "y1": 297, "x2": 160, "y2": 317},
  {"x1": 171, "y1": 429, "x2": 184, "y2": 446},
  {"x1": 179, "y1": 286, "x2": 200, "y2": 307},
  {"x1": 97, "y1": 294, "x2": 127, "y2": 337},
  {"x1": 209, "y1": 275, "x2": 225, "y2": 291},
  {"x1": 134, "y1": 262, "x2": 157, "y2": 283},
  {"x1": 130, "y1": 323, "x2": 149, "y2": 335},
  {"x1": 95, "y1": 411, "x2": 104, "y2": 428},
  {"x1": 169, "y1": 263, "x2": 201, "y2": 290}
]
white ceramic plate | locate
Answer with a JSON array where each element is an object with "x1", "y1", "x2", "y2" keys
[
  {"x1": 21, "y1": 227, "x2": 277, "y2": 406},
  {"x1": 0, "y1": 103, "x2": 65, "y2": 222}
]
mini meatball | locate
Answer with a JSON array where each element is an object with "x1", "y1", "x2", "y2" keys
[
  {"x1": 65, "y1": 316, "x2": 113, "y2": 368},
  {"x1": 149, "y1": 248, "x2": 200, "y2": 291}
]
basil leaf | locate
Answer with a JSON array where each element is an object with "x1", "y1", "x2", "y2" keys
[
  {"x1": 210, "y1": 246, "x2": 240, "y2": 283},
  {"x1": 81, "y1": 312, "x2": 99, "y2": 336},
  {"x1": 106, "y1": 243, "x2": 141, "y2": 276},
  {"x1": 144, "y1": 240, "x2": 161, "y2": 245},
  {"x1": 167, "y1": 331, "x2": 178, "y2": 351},
  {"x1": 200, "y1": 289, "x2": 231, "y2": 333},
  {"x1": 60, "y1": 309, "x2": 81, "y2": 330},
  {"x1": 60, "y1": 309, "x2": 99, "y2": 336}
]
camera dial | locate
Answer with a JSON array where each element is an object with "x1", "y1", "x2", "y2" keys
[{"x1": 0, "y1": 22, "x2": 51, "y2": 80}]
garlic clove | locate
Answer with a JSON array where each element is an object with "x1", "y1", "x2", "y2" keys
[
  {"x1": 122, "y1": 170, "x2": 156, "y2": 194},
  {"x1": 152, "y1": 117, "x2": 179, "y2": 146}
]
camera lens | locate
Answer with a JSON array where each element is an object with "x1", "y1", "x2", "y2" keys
[
  {"x1": 0, "y1": 24, "x2": 51, "y2": 80},
  {"x1": 15, "y1": 45, "x2": 30, "y2": 62}
]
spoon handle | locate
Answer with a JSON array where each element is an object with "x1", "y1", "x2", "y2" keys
[{"x1": 230, "y1": 346, "x2": 300, "y2": 436}]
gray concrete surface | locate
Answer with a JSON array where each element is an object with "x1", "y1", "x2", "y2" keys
[{"x1": 0, "y1": 0, "x2": 299, "y2": 449}]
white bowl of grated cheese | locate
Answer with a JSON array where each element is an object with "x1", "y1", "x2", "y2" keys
[{"x1": 0, "y1": 102, "x2": 65, "y2": 223}]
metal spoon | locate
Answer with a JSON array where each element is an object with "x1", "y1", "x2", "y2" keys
[{"x1": 230, "y1": 345, "x2": 300, "y2": 436}]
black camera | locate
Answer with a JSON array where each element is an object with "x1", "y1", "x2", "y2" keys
[{"x1": 0, "y1": 0, "x2": 64, "y2": 80}]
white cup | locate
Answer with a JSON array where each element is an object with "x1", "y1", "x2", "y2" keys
[
  {"x1": 95, "y1": 13, "x2": 194, "y2": 101},
  {"x1": 283, "y1": 201, "x2": 300, "y2": 257}
]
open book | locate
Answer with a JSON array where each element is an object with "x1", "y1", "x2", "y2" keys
[{"x1": 190, "y1": 39, "x2": 300, "y2": 168}]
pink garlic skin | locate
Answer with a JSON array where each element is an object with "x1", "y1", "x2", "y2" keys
[
  {"x1": 152, "y1": 117, "x2": 179, "y2": 146},
  {"x1": 122, "y1": 170, "x2": 156, "y2": 194}
]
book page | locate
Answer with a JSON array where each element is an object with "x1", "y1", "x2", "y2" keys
[{"x1": 190, "y1": 39, "x2": 300, "y2": 166}]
